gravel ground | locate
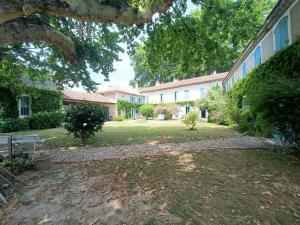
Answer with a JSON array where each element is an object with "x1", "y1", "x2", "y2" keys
[{"x1": 34, "y1": 136, "x2": 281, "y2": 163}]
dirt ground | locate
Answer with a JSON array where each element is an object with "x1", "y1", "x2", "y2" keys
[{"x1": 1, "y1": 149, "x2": 300, "y2": 225}]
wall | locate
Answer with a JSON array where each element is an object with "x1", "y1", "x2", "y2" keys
[
  {"x1": 224, "y1": 0, "x2": 300, "y2": 89},
  {"x1": 142, "y1": 81, "x2": 222, "y2": 104}
]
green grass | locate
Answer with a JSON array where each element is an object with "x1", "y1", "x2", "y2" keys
[
  {"x1": 8, "y1": 120, "x2": 239, "y2": 149},
  {"x1": 86, "y1": 149, "x2": 300, "y2": 225}
]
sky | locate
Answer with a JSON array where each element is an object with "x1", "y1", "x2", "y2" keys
[{"x1": 76, "y1": 0, "x2": 198, "y2": 91}]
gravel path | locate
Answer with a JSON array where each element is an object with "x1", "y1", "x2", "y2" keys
[{"x1": 34, "y1": 136, "x2": 281, "y2": 163}]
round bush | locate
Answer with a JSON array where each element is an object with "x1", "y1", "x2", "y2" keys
[
  {"x1": 64, "y1": 104, "x2": 106, "y2": 144},
  {"x1": 139, "y1": 104, "x2": 155, "y2": 120}
]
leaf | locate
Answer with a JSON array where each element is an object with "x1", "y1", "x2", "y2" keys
[{"x1": 261, "y1": 191, "x2": 273, "y2": 196}]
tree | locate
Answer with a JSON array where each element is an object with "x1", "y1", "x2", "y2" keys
[
  {"x1": 131, "y1": 0, "x2": 276, "y2": 86},
  {"x1": 196, "y1": 85, "x2": 226, "y2": 124},
  {"x1": 140, "y1": 104, "x2": 155, "y2": 119},
  {"x1": 0, "y1": 0, "x2": 174, "y2": 90}
]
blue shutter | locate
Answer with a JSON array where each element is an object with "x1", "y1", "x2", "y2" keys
[
  {"x1": 231, "y1": 76, "x2": 236, "y2": 86},
  {"x1": 184, "y1": 90, "x2": 189, "y2": 100},
  {"x1": 253, "y1": 46, "x2": 261, "y2": 67},
  {"x1": 242, "y1": 62, "x2": 247, "y2": 78},
  {"x1": 274, "y1": 16, "x2": 289, "y2": 52},
  {"x1": 200, "y1": 88, "x2": 206, "y2": 98}
]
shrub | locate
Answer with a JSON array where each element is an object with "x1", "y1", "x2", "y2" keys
[
  {"x1": 29, "y1": 111, "x2": 64, "y2": 130},
  {"x1": 115, "y1": 115, "x2": 125, "y2": 121},
  {"x1": 196, "y1": 86, "x2": 226, "y2": 124},
  {"x1": 183, "y1": 110, "x2": 199, "y2": 130},
  {"x1": 139, "y1": 104, "x2": 155, "y2": 119},
  {"x1": 0, "y1": 118, "x2": 29, "y2": 132},
  {"x1": 0, "y1": 156, "x2": 33, "y2": 169},
  {"x1": 154, "y1": 105, "x2": 176, "y2": 120},
  {"x1": 64, "y1": 104, "x2": 106, "y2": 145}
]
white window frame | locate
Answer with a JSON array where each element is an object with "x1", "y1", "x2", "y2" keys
[{"x1": 19, "y1": 95, "x2": 31, "y2": 118}]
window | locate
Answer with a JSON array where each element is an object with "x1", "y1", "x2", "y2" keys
[
  {"x1": 20, "y1": 95, "x2": 30, "y2": 117},
  {"x1": 274, "y1": 16, "x2": 289, "y2": 52},
  {"x1": 130, "y1": 96, "x2": 136, "y2": 102},
  {"x1": 138, "y1": 97, "x2": 142, "y2": 103},
  {"x1": 174, "y1": 91, "x2": 178, "y2": 102},
  {"x1": 145, "y1": 96, "x2": 149, "y2": 103},
  {"x1": 231, "y1": 76, "x2": 236, "y2": 86},
  {"x1": 242, "y1": 62, "x2": 247, "y2": 78},
  {"x1": 184, "y1": 90, "x2": 189, "y2": 101},
  {"x1": 160, "y1": 93, "x2": 164, "y2": 103},
  {"x1": 200, "y1": 87, "x2": 206, "y2": 98},
  {"x1": 253, "y1": 46, "x2": 261, "y2": 67}
]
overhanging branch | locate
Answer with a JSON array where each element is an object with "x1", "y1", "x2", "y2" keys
[
  {"x1": 0, "y1": 0, "x2": 173, "y2": 25},
  {"x1": 0, "y1": 18, "x2": 76, "y2": 63}
]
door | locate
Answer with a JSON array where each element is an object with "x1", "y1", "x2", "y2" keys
[{"x1": 131, "y1": 108, "x2": 137, "y2": 120}]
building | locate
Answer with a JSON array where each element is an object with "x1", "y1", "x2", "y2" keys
[
  {"x1": 223, "y1": 0, "x2": 300, "y2": 89},
  {"x1": 138, "y1": 72, "x2": 227, "y2": 119},
  {"x1": 62, "y1": 90, "x2": 117, "y2": 120}
]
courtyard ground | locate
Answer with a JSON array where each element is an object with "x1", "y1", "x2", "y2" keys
[
  {"x1": 1, "y1": 120, "x2": 299, "y2": 225},
  {"x1": 1, "y1": 149, "x2": 300, "y2": 225}
]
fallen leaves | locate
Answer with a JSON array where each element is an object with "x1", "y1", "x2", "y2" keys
[{"x1": 261, "y1": 191, "x2": 273, "y2": 196}]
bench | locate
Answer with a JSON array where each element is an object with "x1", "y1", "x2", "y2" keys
[{"x1": 0, "y1": 135, "x2": 43, "y2": 152}]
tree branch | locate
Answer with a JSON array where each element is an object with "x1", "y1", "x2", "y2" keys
[
  {"x1": 0, "y1": 0, "x2": 173, "y2": 25},
  {"x1": 0, "y1": 17, "x2": 76, "y2": 63}
]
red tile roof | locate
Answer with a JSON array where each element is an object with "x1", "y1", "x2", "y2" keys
[
  {"x1": 63, "y1": 90, "x2": 116, "y2": 104},
  {"x1": 100, "y1": 85, "x2": 144, "y2": 96},
  {"x1": 138, "y1": 72, "x2": 227, "y2": 93}
]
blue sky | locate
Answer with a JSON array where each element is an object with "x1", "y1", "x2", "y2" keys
[{"x1": 78, "y1": 0, "x2": 198, "y2": 91}]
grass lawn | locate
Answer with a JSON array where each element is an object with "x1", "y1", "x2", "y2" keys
[
  {"x1": 2, "y1": 149, "x2": 299, "y2": 225},
  {"x1": 9, "y1": 120, "x2": 240, "y2": 149}
]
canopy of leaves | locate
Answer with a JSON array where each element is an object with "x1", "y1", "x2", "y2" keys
[
  {"x1": 0, "y1": 0, "x2": 175, "y2": 91},
  {"x1": 131, "y1": 0, "x2": 276, "y2": 87}
]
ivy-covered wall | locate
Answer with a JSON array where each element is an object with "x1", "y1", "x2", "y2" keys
[
  {"x1": 117, "y1": 100, "x2": 143, "y2": 118},
  {"x1": 224, "y1": 41, "x2": 300, "y2": 145},
  {"x1": 0, "y1": 86, "x2": 63, "y2": 119},
  {"x1": 24, "y1": 88, "x2": 63, "y2": 114}
]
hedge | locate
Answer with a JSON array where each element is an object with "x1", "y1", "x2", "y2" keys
[
  {"x1": 29, "y1": 111, "x2": 65, "y2": 130},
  {"x1": 225, "y1": 41, "x2": 300, "y2": 145},
  {"x1": 0, "y1": 118, "x2": 29, "y2": 133}
]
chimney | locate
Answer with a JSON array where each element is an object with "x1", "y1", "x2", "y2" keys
[
  {"x1": 173, "y1": 78, "x2": 178, "y2": 83},
  {"x1": 156, "y1": 81, "x2": 160, "y2": 86},
  {"x1": 213, "y1": 70, "x2": 217, "y2": 75}
]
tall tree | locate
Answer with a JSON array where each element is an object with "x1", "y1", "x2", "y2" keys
[
  {"x1": 132, "y1": 0, "x2": 276, "y2": 87},
  {"x1": 0, "y1": 0, "x2": 174, "y2": 90}
]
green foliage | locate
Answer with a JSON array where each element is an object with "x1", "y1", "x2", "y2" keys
[
  {"x1": 28, "y1": 88, "x2": 63, "y2": 114},
  {"x1": 131, "y1": 0, "x2": 276, "y2": 87},
  {"x1": 196, "y1": 86, "x2": 226, "y2": 124},
  {"x1": 139, "y1": 104, "x2": 155, "y2": 119},
  {"x1": 0, "y1": 87, "x2": 18, "y2": 118},
  {"x1": 154, "y1": 105, "x2": 176, "y2": 120},
  {"x1": 0, "y1": 156, "x2": 33, "y2": 169},
  {"x1": 0, "y1": 118, "x2": 29, "y2": 133},
  {"x1": 117, "y1": 100, "x2": 143, "y2": 119},
  {"x1": 183, "y1": 110, "x2": 199, "y2": 130},
  {"x1": 225, "y1": 41, "x2": 300, "y2": 145},
  {"x1": 115, "y1": 115, "x2": 125, "y2": 121},
  {"x1": 29, "y1": 111, "x2": 64, "y2": 130},
  {"x1": 64, "y1": 104, "x2": 106, "y2": 145}
]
